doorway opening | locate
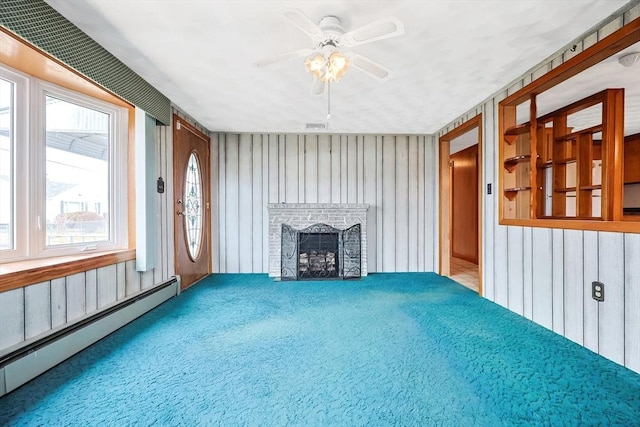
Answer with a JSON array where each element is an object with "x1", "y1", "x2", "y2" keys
[{"x1": 439, "y1": 115, "x2": 482, "y2": 293}]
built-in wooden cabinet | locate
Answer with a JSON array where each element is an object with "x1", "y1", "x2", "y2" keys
[{"x1": 501, "y1": 89, "x2": 625, "y2": 221}]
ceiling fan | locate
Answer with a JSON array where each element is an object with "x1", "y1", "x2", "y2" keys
[{"x1": 256, "y1": 9, "x2": 405, "y2": 94}]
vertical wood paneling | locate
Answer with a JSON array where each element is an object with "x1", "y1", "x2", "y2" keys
[
  {"x1": 285, "y1": 134, "x2": 299, "y2": 202},
  {"x1": 330, "y1": 136, "x2": 342, "y2": 204},
  {"x1": 625, "y1": 233, "x2": 640, "y2": 372},
  {"x1": 85, "y1": 269, "x2": 97, "y2": 313},
  {"x1": 424, "y1": 137, "x2": 437, "y2": 271},
  {"x1": 238, "y1": 134, "x2": 253, "y2": 273},
  {"x1": 218, "y1": 134, "x2": 227, "y2": 271},
  {"x1": 347, "y1": 135, "x2": 358, "y2": 203},
  {"x1": 408, "y1": 136, "x2": 419, "y2": 271},
  {"x1": 522, "y1": 227, "x2": 533, "y2": 320},
  {"x1": 494, "y1": 225, "x2": 509, "y2": 308},
  {"x1": 25, "y1": 282, "x2": 50, "y2": 339},
  {"x1": 305, "y1": 135, "x2": 318, "y2": 203},
  {"x1": 213, "y1": 131, "x2": 439, "y2": 275},
  {"x1": 340, "y1": 135, "x2": 348, "y2": 203},
  {"x1": 66, "y1": 272, "x2": 86, "y2": 322},
  {"x1": 417, "y1": 137, "x2": 425, "y2": 271},
  {"x1": 482, "y1": 100, "x2": 496, "y2": 300},
  {"x1": 363, "y1": 135, "x2": 377, "y2": 273},
  {"x1": 532, "y1": 228, "x2": 553, "y2": 329},
  {"x1": 268, "y1": 134, "x2": 279, "y2": 203},
  {"x1": 395, "y1": 136, "x2": 409, "y2": 271},
  {"x1": 262, "y1": 138, "x2": 270, "y2": 272},
  {"x1": 564, "y1": 230, "x2": 584, "y2": 345},
  {"x1": 598, "y1": 232, "x2": 625, "y2": 364},
  {"x1": 125, "y1": 259, "x2": 140, "y2": 296},
  {"x1": 376, "y1": 136, "x2": 384, "y2": 271},
  {"x1": 50, "y1": 277, "x2": 66, "y2": 328},
  {"x1": 357, "y1": 136, "x2": 365, "y2": 203},
  {"x1": 507, "y1": 226, "x2": 524, "y2": 314},
  {"x1": 97, "y1": 265, "x2": 117, "y2": 309},
  {"x1": 116, "y1": 262, "x2": 126, "y2": 300},
  {"x1": 252, "y1": 135, "x2": 264, "y2": 273},
  {"x1": 552, "y1": 229, "x2": 565, "y2": 334},
  {"x1": 318, "y1": 135, "x2": 331, "y2": 203},
  {"x1": 225, "y1": 134, "x2": 240, "y2": 272},
  {"x1": 583, "y1": 231, "x2": 599, "y2": 352},
  {"x1": 0, "y1": 288, "x2": 24, "y2": 348},
  {"x1": 141, "y1": 269, "x2": 154, "y2": 290},
  {"x1": 382, "y1": 135, "x2": 397, "y2": 271}
]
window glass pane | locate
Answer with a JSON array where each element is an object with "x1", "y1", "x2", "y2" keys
[
  {"x1": 184, "y1": 152, "x2": 202, "y2": 260},
  {"x1": 46, "y1": 96, "x2": 109, "y2": 246},
  {"x1": 0, "y1": 78, "x2": 14, "y2": 250}
]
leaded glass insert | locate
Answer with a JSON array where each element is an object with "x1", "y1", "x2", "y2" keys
[{"x1": 184, "y1": 152, "x2": 203, "y2": 260}]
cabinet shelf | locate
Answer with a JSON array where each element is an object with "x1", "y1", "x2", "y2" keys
[
  {"x1": 503, "y1": 155, "x2": 531, "y2": 172},
  {"x1": 554, "y1": 187, "x2": 577, "y2": 193},
  {"x1": 504, "y1": 123, "x2": 533, "y2": 145},
  {"x1": 554, "y1": 157, "x2": 576, "y2": 165},
  {"x1": 554, "y1": 124, "x2": 603, "y2": 142},
  {"x1": 504, "y1": 187, "x2": 531, "y2": 201},
  {"x1": 580, "y1": 185, "x2": 602, "y2": 190}
]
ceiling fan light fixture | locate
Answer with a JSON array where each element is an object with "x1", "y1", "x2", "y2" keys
[{"x1": 305, "y1": 51, "x2": 350, "y2": 83}]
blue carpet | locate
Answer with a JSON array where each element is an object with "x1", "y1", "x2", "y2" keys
[{"x1": 1, "y1": 273, "x2": 639, "y2": 426}]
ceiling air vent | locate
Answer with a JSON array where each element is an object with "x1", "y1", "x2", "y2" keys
[{"x1": 305, "y1": 123, "x2": 327, "y2": 130}]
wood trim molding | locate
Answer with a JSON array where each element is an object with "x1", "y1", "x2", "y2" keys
[
  {"x1": 0, "y1": 249, "x2": 136, "y2": 293},
  {"x1": 502, "y1": 18, "x2": 640, "y2": 106},
  {"x1": 439, "y1": 114, "x2": 483, "y2": 295}
]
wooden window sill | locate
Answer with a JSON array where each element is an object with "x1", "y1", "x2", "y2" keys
[{"x1": 0, "y1": 249, "x2": 136, "y2": 293}]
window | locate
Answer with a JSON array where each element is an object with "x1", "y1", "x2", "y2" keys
[
  {"x1": 498, "y1": 23, "x2": 640, "y2": 233},
  {"x1": 0, "y1": 65, "x2": 128, "y2": 263}
]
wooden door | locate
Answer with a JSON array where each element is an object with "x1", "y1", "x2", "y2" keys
[
  {"x1": 173, "y1": 115, "x2": 211, "y2": 289},
  {"x1": 450, "y1": 144, "x2": 479, "y2": 264}
]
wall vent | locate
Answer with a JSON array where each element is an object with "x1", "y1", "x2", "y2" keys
[{"x1": 305, "y1": 123, "x2": 327, "y2": 130}]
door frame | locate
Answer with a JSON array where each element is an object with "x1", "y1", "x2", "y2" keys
[
  {"x1": 438, "y1": 114, "x2": 483, "y2": 295},
  {"x1": 172, "y1": 115, "x2": 212, "y2": 289}
]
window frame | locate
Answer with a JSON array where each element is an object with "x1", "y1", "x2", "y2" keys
[
  {"x1": 498, "y1": 19, "x2": 640, "y2": 234},
  {"x1": 0, "y1": 65, "x2": 129, "y2": 262}
]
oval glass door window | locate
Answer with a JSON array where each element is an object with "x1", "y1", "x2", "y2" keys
[{"x1": 184, "y1": 152, "x2": 203, "y2": 260}]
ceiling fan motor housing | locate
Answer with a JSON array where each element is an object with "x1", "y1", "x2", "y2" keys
[{"x1": 318, "y1": 16, "x2": 346, "y2": 43}]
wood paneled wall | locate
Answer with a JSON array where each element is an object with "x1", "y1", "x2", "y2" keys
[
  {"x1": 0, "y1": 260, "x2": 155, "y2": 350},
  {"x1": 212, "y1": 134, "x2": 438, "y2": 274},
  {"x1": 435, "y1": 3, "x2": 640, "y2": 373}
]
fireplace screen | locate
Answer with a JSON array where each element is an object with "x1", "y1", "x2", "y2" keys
[{"x1": 281, "y1": 223, "x2": 361, "y2": 280}]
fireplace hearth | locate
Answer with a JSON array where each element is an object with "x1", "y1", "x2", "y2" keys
[{"x1": 281, "y1": 223, "x2": 361, "y2": 280}]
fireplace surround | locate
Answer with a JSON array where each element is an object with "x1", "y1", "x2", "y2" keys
[
  {"x1": 281, "y1": 223, "x2": 361, "y2": 280},
  {"x1": 267, "y1": 203, "x2": 369, "y2": 278}
]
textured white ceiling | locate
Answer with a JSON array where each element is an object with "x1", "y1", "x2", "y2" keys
[{"x1": 44, "y1": 0, "x2": 630, "y2": 135}]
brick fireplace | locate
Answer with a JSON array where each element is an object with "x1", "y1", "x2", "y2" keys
[{"x1": 267, "y1": 203, "x2": 369, "y2": 278}]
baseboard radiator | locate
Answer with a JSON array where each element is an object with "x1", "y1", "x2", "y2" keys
[{"x1": 0, "y1": 277, "x2": 179, "y2": 397}]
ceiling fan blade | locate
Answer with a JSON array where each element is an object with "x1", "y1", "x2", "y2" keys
[
  {"x1": 350, "y1": 53, "x2": 392, "y2": 80},
  {"x1": 340, "y1": 17, "x2": 405, "y2": 47},
  {"x1": 283, "y1": 9, "x2": 325, "y2": 43},
  {"x1": 255, "y1": 48, "x2": 313, "y2": 67},
  {"x1": 311, "y1": 78, "x2": 325, "y2": 95}
]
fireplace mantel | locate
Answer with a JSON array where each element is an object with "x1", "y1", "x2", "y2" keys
[{"x1": 267, "y1": 203, "x2": 369, "y2": 278}]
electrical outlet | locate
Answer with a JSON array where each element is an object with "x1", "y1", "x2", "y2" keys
[{"x1": 592, "y1": 281, "x2": 605, "y2": 302}]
